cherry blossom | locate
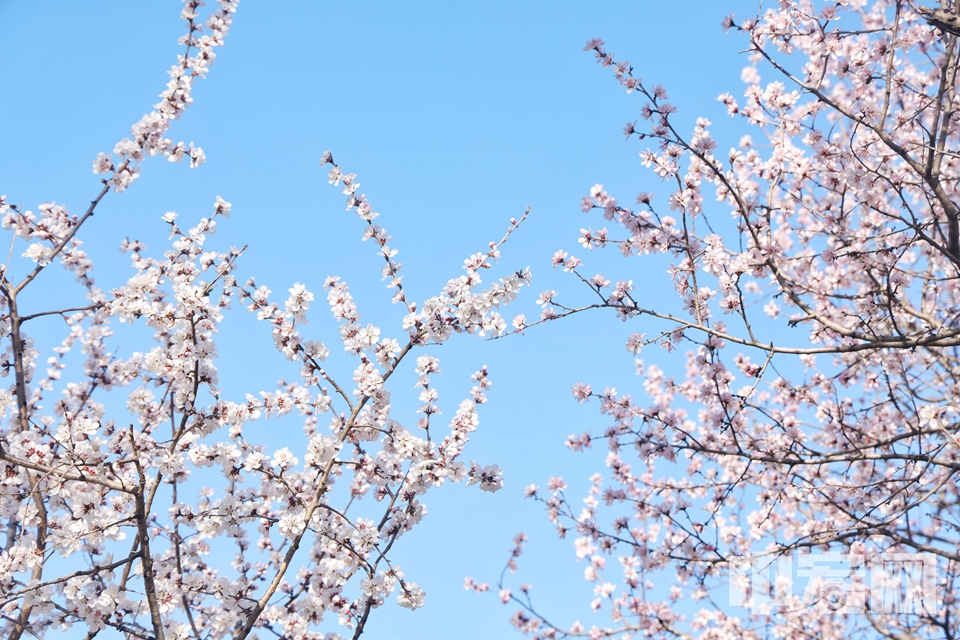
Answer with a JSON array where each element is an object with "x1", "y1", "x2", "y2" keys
[
  {"x1": 485, "y1": 2, "x2": 960, "y2": 639},
  {"x1": 0, "y1": 2, "x2": 529, "y2": 638}
]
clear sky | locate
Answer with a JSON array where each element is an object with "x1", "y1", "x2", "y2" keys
[{"x1": 1, "y1": 2, "x2": 758, "y2": 638}]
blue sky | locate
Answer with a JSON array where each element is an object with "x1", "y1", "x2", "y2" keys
[{"x1": 1, "y1": 2, "x2": 759, "y2": 638}]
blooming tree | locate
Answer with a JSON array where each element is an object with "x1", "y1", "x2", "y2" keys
[
  {"x1": 0, "y1": 2, "x2": 529, "y2": 638},
  {"x1": 483, "y1": 1, "x2": 960, "y2": 638}
]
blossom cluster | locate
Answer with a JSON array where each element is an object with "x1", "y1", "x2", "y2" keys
[
  {"x1": 491, "y1": 4, "x2": 960, "y2": 639},
  {"x1": 0, "y1": 2, "x2": 528, "y2": 638},
  {"x1": 92, "y1": 0, "x2": 238, "y2": 192}
]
